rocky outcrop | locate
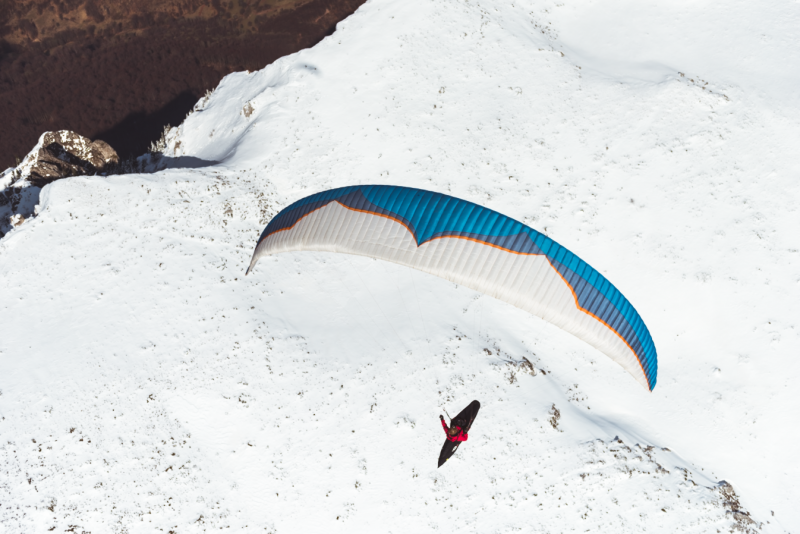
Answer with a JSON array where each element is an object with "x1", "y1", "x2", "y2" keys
[
  {"x1": 0, "y1": 131, "x2": 118, "y2": 236},
  {"x1": 26, "y1": 131, "x2": 119, "y2": 187},
  {"x1": 0, "y1": 181, "x2": 40, "y2": 238}
]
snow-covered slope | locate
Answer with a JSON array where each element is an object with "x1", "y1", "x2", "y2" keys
[{"x1": 2, "y1": 0, "x2": 799, "y2": 532}]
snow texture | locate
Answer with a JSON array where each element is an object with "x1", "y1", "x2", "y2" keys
[{"x1": 1, "y1": 0, "x2": 798, "y2": 532}]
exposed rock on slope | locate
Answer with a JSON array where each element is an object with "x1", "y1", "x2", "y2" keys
[
  {"x1": 0, "y1": 130, "x2": 117, "y2": 236},
  {"x1": 0, "y1": 0, "x2": 368, "y2": 168},
  {"x1": 25, "y1": 131, "x2": 119, "y2": 187}
]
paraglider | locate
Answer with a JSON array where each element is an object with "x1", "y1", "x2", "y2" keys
[
  {"x1": 440, "y1": 415, "x2": 469, "y2": 443},
  {"x1": 246, "y1": 185, "x2": 658, "y2": 391},
  {"x1": 438, "y1": 400, "x2": 481, "y2": 468}
]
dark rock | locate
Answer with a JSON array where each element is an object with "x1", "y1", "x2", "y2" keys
[
  {"x1": 0, "y1": 131, "x2": 119, "y2": 236},
  {"x1": 27, "y1": 131, "x2": 119, "y2": 187}
]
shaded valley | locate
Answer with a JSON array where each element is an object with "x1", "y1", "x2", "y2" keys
[{"x1": 0, "y1": 0, "x2": 367, "y2": 167}]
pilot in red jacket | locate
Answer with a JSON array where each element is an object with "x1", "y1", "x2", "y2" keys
[{"x1": 440, "y1": 415, "x2": 468, "y2": 442}]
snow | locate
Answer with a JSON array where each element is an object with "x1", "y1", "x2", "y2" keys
[{"x1": 1, "y1": 0, "x2": 799, "y2": 532}]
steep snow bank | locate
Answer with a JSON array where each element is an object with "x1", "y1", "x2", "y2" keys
[{"x1": 1, "y1": 0, "x2": 798, "y2": 532}]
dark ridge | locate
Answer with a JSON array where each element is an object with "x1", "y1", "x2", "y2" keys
[{"x1": 0, "y1": 0, "x2": 368, "y2": 167}]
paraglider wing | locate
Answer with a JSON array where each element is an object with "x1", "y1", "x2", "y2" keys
[{"x1": 247, "y1": 186, "x2": 657, "y2": 390}]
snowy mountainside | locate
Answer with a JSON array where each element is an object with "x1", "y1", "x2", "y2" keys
[{"x1": 2, "y1": 0, "x2": 799, "y2": 532}]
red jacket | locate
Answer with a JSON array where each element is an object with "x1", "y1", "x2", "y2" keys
[{"x1": 441, "y1": 419, "x2": 468, "y2": 442}]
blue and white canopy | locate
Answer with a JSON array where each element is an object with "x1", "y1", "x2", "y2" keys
[{"x1": 247, "y1": 185, "x2": 657, "y2": 390}]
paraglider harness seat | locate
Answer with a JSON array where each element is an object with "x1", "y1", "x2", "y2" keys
[{"x1": 440, "y1": 415, "x2": 468, "y2": 442}]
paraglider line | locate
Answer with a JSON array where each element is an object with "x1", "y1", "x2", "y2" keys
[
  {"x1": 381, "y1": 261, "x2": 419, "y2": 353},
  {"x1": 348, "y1": 259, "x2": 407, "y2": 351},
  {"x1": 336, "y1": 273, "x2": 387, "y2": 355},
  {"x1": 409, "y1": 270, "x2": 430, "y2": 350}
]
